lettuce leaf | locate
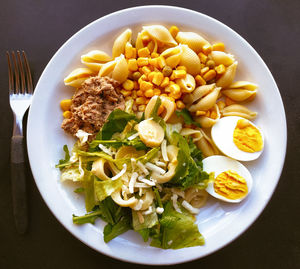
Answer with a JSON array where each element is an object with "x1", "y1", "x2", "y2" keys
[
  {"x1": 132, "y1": 208, "x2": 158, "y2": 231},
  {"x1": 103, "y1": 214, "x2": 131, "y2": 243},
  {"x1": 83, "y1": 171, "x2": 97, "y2": 212},
  {"x1": 94, "y1": 178, "x2": 122, "y2": 202},
  {"x1": 150, "y1": 201, "x2": 204, "y2": 249},
  {"x1": 56, "y1": 145, "x2": 71, "y2": 170},
  {"x1": 136, "y1": 148, "x2": 159, "y2": 164},
  {"x1": 73, "y1": 209, "x2": 102, "y2": 225},
  {"x1": 175, "y1": 109, "x2": 201, "y2": 127},
  {"x1": 60, "y1": 167, "x2": 82, "y2": 182}
]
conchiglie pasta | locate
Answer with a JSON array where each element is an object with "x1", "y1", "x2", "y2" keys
[
  {"x1": 183, "y1": 84, "x2": 215, "y2": 104},
  {"x1": 222, "y1": 104, "x2": 257, "y2": 119},
  {"x1": 111, "y1": 189, "x2": 138, "y2": 207},
  {"x1": 222, "y1": 81, "x2": 258, "y2": 101},
  {"x1": 112, "y1": 28, "x2": 132, "y2": 58},
  {"x1": 98, "y1": 54, "x2": 128, "y2": 83},
  {"x1": 161, "y1": 45, "x2": 183, "y2": 68},
  {"x1": 180, "y1": 128, "x2": 203, "y2": 142},
  {"x1": 216, "y1": 61, "x2": 238, "y2": 88},
  {"x1": 81, "y1": 50, "x2": 112, "y2": 71},
  {"x1": 196, "y1": 129, "x2": 219, "y2": 157},
  {"x1": 184, "y1": 188, "x2": 208, "y2": 208},
  {"x1": 91, "y1": 158, "x2": 118, "y2": 180},
  {"x1": 175, "y1": 31, "x2": 210, "y2": 53},
  {"x1": 194, "y1": 104, "x2": 221, "y2": 128},
  {"x1": 115, "y1": 146, "x2": 145, "y2": 159},
  {"x1": 143, "y1": 25, "x2": 177, "y2": 47},
  {"x1": 179, "y1": 45, "x2": 201, "y2": 75},
  {"x1": 64, "y1": 68, "x2": 95, "y2": 88},
  {"x1": 188, "y1": 86, "x2": 221, "y2": 112},
  {"x1": 210, "y1": 51, "x2": 235, "y2": 66},
  {"x1": 133, "y1": 190, "x2": 155, "y2": 210},
  {"x1": 176, "y1": 74, "x2": 196, "y2": 93}
]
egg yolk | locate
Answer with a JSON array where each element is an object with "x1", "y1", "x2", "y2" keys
[
  {"x1": 214, "y1": 170, "x2": 248, "y2": 200},
  {"x1": 233, "y1": 119, "x2": 263, "y2": 153}
]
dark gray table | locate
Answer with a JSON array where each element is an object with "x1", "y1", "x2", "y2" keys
[{"x1": 1, "y1": 0, "x2": 299, "y2": 268}]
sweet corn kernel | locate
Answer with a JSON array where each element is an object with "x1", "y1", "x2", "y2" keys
[
  {"x1": 196, "y1": 110, "x2": 206, "y2": 116},
  {"x1": 131, "y1": 90, "x2": 137, "y2": 99},
  {"x1": 212, "y1": 42, "x2": 225, "y2": 51},
  {"x1": 149, "y1": 58, "x2": 158, "y2": 68},
  {"x1": 172, "y1": 69, "x2": 187, "y2": 79},
  {"x1": 137, "y1": 57, "x2": 149, "y2": 67},
  {"x1": 138, "y1": 47, "x2": 151, "y2": 57},
  {"x1": 160, "y1": 94, "x2": 168, "y2": 97},
  {"x1": 198, "y1": 52, "x2": 208, "y2": 64},
  {"x1": 60, "y1": 99, "x2": 72, "y2": 111},
  {"x1": 217, "y1": 101, "x2": 226, "y2": 110},
  {"x1": 160, "y1": 77, "x2": 170, "y2": 88},
  {"x1": 138, "y1": 74, "x2": 147, "y2": 84},
  {"x1": 140, "y1": 81, "x2": 153, "y2": 91},
  {"x1": 63, "y1": 111, "x2": 72, "y2": 118},
  {"x1": 205, "y1": 110, "x2": 211, "y2": 117},
  {"x1": 120, "y1": 89, "x2": 132, "y2": 97},
  {"x1": 151, "y1": 52, "x2": 160, "y2": 58},
  {"x1": 128, "y1": 59, "x2": 138, "y2": 71},
  {"x1": 145, "y1": 99, "x2": 150, "y2": 104},
  {"x1": 122, "y1": 79, "x2": 134, "y2": 91},
  {"x1": 169, "y1": 25, "x2": 179, "y2": 38},
  {"x1": 136, "y1": 90, "x2": 144, "y2": 97},
  {"x1": 168, "y1": 84, "x2": 181, "y2": 99},
  {"x1": 153, "y1": 88, "x2": 161, "y2": 96},
  {"x1": 215, "y1": 64, "x2": 226, "y2": 75},
  {"x1": 152, "y1": 72, "x2": 164, "y2": 86},
  {"x1": 157, "y1": 56, "x2": 166, "y2": 69},
  {"x1": 136, "y1": 97, "x2": 147, "y2": 105},
  {"x1": 167, "y1": 96, "x2": 176, "y2": 102},
  {"x1": 125, "y1": 46, "x2": 137, "y2": 59},
  {"x1": 157, "y1": 105, "x2": 164, "y2": 115},
  {"x1": 210, "y1": 110, "x2": 217, "y2": 119},
  {"x1": 148, "y1": 71, "x2": 156, "y2": 81},
  {"x1": 138, "y1": 105, "x2": 146, "y2": 112},
  {"x1": 202, "y1": 44, "x2": 213, "y2": 55},
  {"x1": 125, "y1": 96, "x2": 132, "y2": 101},
  {"x1": 195, "y1": 75, "x2": 206, "y2": 86},
  {"x1": 133, "y1": 81, "x2": 139, "y2": 90},
  {"x1": 144, "y1": 89, "x2": 154, "y2": 98},
  {"x1": 176, "y1": 100, "x2": 185, "y2": 109},
  {"x1": 201, "y1": 67, "x2": 209, "y2": 76},
  {"x1": 203, "y1": 70, "x2": 217, "y2": 81},
  {"x1": 141, "y1": 66, "x2": 151, "y2": 75},
  {"x1": 225, "y1": 97, "x2": 236, "y2": 106},
  {"x1": 176, "y1": 65, "x2": 187, "y2": 72}
]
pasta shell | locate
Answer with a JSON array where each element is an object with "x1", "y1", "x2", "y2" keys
[
  {"x1": 111, "y1": 189, "x2": 138, "y2": 207},
  {"x1": 176, "y1": 31, "x2": 210, "y2": 53},
  {"x1": 143, "y1": 25, "x2": 177, "y2": 46},
  {"x1": 64, "y1": 68, "x2": 95, "y2": 88},
  {"x1": 161, "y1": 45, "x2": 183, "y2": 68},
  {"x1": 184, "y1": 188, "x2": 208, "y2": 208},
  {"x1": 91, "y1": 158, "x2": 118, "y2": 180},
  {"x1": 136, "y1": 190, "x2": 155, "y2": 211},
  {"x1": 81, "y1": 50, "x2": 111, "y2": 71},
  {"x1": 216, "y1": 61, "x2": 238, "y2": 88},
  {"x1": 176, "y1": 74, "x2": 196, "y2": 93},
  {"x1": 189, "y1": 87, "x2": 221, "y2": 112},
  {"x1": 210, "y1": 51, "x2": 235, "y2": 66},
  {"x1": 180, "y1": 128, "x2": 203, "y2": 142},
  {"x1": 179, "y1": 45, "x2": 201, "y2": 75},
  {"x1": 183, "y1": 83, "x2": 215, "y2": 104},
  {"x1": 115, "y1": 146, "x2": 145, "y2": 159},
  {"x1": 222, "y1": 104, "x2": 258, "y2": 119},
  {"x1": 222, "y1": 81, "x2": 258, "y2": 101},
  {"x1": 196, "y1": 128, "x2": 219, "y2": 157},
  {"x1": 98, "y1": 60, "x2": 117, "y2": 77},
  {"x1": 112, "y1": 28, "x2": 132, "y2": 58},
  {"x1": 194, "y1": 104, "x2": 220, "y2": 128},
  {"x1": 135, "y1": 30, "x2": 148, "y2": 50}
]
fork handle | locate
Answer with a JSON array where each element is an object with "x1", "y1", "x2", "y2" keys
[{"x1": 11, "y1": 135, "x2": 28, "y2": 234}]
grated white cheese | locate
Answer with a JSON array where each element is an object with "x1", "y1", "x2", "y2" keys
[
  {"x1": 75, "y1": 129, "x2": 91, "y2": 145},
  {"x1": 161, "y1": 139, "x2": 169, "y2": 162},
  {"x1": 171, "y1": 194, "x2": 182, "y2": 213},
  {"x1": 182, "y1": 200, "x2": 200, "y2": 214},
  {"x1": 168, "y1": 240, "x2": 173, "y2": 245},
  {"x1": 131, "y1": 158, "x2": 136, "y2": 171},
  {"x1": 129, "y1": 172, "x2": 138, "y2": 193},
  {"x1": 142, "y1": 206, "x2": 153, "y2": 215},
  {"x1": 134, "y1": 183, "x2": 151, "y2": 188},
  {"x1": 139, "y1": 187, "x2": 144, "y2": 196},
  {"x1": 138, "y1": 176, "x2": 156, "y2": 186},
  {"x1": 69, "y1": 152, "x2": 78, "y2": 163},
  {"x1": 155, "y1": 161, "x2": 167, "y2": 168},
  {"x1": 111, "y1": 164, "x2": 127, "y2": 181},
  {"x1": 145, "y1": 162, "x2": 166, "y2": 175},
  {"x1": 156, "y1": 207, "x2": 164, "y2": 214},
  {"x1": 134, "y1": 199, "x2": 144, "y2": 211},
  {"x1": 137, "y1": 211, "x2": 144, "y2": 224},
  {"x1": 136, "y1": 161, "x2": 149, "y2": 175},
  {"x1": 127, "y1": 132, "x2": 139, "y2": 141},
  {"x1": 98, "y1": 144, "x2": 114, "y2": 156}
]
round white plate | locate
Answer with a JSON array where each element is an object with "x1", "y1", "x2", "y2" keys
[{"x1": 27, "y1": 6, "x2": 287, "y2": 265}]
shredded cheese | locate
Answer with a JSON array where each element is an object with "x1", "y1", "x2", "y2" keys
[
  {"x1": 182, "y1": 200, "x2": 200, "y2": 214},
  {"x1": 129, "y1": 172, "x2": 138, "y2": 193},
  {"x1": 98, "y1": 144, "x2": 114, "y2": 156},
  {"x1": 134, "y1": 199, "x2": 144, "y2": 211},
  {"x1": 161, "y1": 139, "x2": 169, "y2": 162},
  {"x1": 136, "y1": 161, "x2": 149, "y2": 175},
  {"x1": 138, "y1": 176, "x2": 156, "y2": 186},
  {"x1": 127, "y1": 132, "x2": 139, "y2": 141},
  {"x1": 111, "y1": 164, "x2": 127, "y2": 181},
  {"x1": 145, "y1": 162, "x2": 166, "y2": 174},
  {"x1": 142, "y1": 206, "x2": 153, "y2": 215},
  {"x1": 155, "y1": 161, "x2": 167, "y2": 167},
  {"x1": 135, "y1": 183, "x2": 151, "y2": 188},
  {"x1": 75, "y1": 129, "x2": 91, "y2": 145},
  {"x1": 156, "y1": 207, "x2": 164, "y2": 214},
  {"x1": 137, "y1": 211, "x2": 144, "y2": 224},
  {"x1": 171, "y1": 194, "x2": 182, "y2": 213}
]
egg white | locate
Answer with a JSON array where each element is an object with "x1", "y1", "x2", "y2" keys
[
  {"x1": 211, "y1": 116, "x2": 264, "y2": 161},
  {"x1": 203, "y1": 155, "x2": 253, "y2": 203}
]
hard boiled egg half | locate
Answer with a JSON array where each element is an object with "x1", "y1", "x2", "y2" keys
[
  {"x1": 203, "y1": 155, "x2": 253, "y2": 203},
  {"x1": 211, "y1": 116, "x2": 264, "y2": 161}
]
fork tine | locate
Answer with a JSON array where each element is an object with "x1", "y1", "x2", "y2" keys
[
  {"x1": 6, "y1": 51, "x2": 14, "y2": 95},
  {"x1": 22, "y1": 51, "x2": 33, "y2": 94},
  {"x1": 11, "y1": 51, "x2": 20, "y2": 94},
  {"x1": 17, "y1": 51, "x2": 26, "y2": 94}
]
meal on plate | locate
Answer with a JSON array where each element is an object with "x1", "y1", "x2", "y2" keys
[{"x1": 56, "y1": 25, "x2": 264, "y2": 249}]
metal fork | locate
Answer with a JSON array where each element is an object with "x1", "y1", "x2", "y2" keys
[{"x1": 7, "y1": 51, "x2": 33, "y2": 234}]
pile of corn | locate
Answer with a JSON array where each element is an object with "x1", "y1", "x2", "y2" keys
[{"x1": 119, "y1": 26, "x2": 228, "y2": 113}]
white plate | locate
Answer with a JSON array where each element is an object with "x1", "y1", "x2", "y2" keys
[{"x1": 27, "y1": 6, "x2": 287, "y2": 265}]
